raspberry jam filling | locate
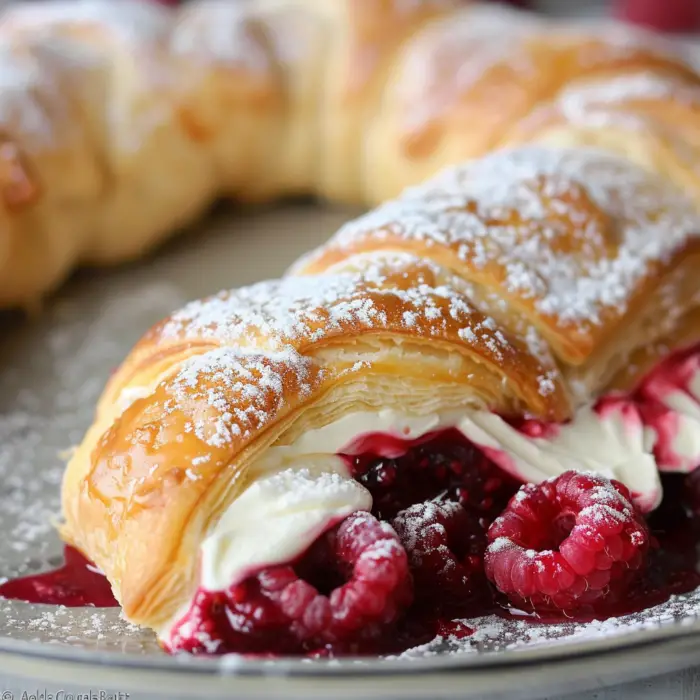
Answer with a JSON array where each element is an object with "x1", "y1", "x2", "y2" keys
[
  {"x1": 343, "y1": 428, "x2": 520, "y2": 522},
  {"x1": 160, "y1": 431, "x2": 700, "y2": 656}
]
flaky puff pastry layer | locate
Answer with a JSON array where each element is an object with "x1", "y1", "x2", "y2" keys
[
  {"x1": 62, "y1": 145, "x2": 700, "y2": 634},
  {"x1": 292, "y1": 147, "x2": 700, "y2": 390},
  {"x1": 0, "y1": 0, "x2": 699, "y2": 309}
]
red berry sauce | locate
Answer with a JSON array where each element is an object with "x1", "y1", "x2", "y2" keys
[
  {"x1": 341, "y1": 428, "x2": 520, "y2": 523},
  {"x1": 0, "y1": 545, "x2": 118, "y2": 608}
]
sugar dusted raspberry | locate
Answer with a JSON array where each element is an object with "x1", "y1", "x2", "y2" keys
[
  {"x1": 261, "y1": 512, "x2": 412, "y2": 646},
  {"x1": 391, "y1": 501, "x2": 487, "y2": 613},
  {"x1": 485, "y1": 471, "x2": 650, "y2": 613}
]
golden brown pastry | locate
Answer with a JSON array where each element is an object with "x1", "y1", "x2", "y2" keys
[
  {"x1": 0, "y1": 0, "x2": 699, "y2": 310},
  {"x1": 60, "y1": 145, "x2": 700, "y2": 653}
]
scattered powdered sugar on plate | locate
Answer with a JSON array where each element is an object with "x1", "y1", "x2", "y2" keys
[
  {"x1": 391, "y1": 588, "x2": 700, "y2": 660},
  {"x1": 0, "y1": 276, "x2": 185, "y2": 652}
]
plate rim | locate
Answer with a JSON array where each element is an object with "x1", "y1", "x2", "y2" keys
[
  {"x1": 2, "y1": 623, "x2": 700, "y2": 700},
  {"x1": 1, "y1": 606, "x2": 700, "y2": 677}
]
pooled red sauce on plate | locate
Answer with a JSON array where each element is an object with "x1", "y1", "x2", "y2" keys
[{"x1": 0, "y1": 545, "x2": 118, "y2": 608}]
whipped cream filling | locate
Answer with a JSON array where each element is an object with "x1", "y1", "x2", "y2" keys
[
  {"x1": 162, "y1": 348, "x2": 700, "y2": 644},
  {"x1": 199, "y1": 456, "x2": 371, "y2": 592}
]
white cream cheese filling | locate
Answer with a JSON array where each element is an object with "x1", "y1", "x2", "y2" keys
[{"x1": 198, "y1": 455, "x2": 371, "y2": 592}]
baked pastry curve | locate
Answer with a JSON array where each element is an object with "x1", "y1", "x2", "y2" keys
[
  {"x1": 0, "y1": 0, "x2": 700, "y2": 309},
  {"x1": 60, "y1": 145, "x2": 700, "y2": 653}
]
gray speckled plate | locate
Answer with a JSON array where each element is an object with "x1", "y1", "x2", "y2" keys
[{"x1": 2, "y1": 204, "x2": 700, "y2": 700}]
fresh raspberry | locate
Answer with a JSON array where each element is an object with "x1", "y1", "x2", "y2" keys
[
  {"x1": 246, "y1": 512, "x2": 411, "y2": 650},
  {"x1": 169, "y1": 512, "x2": 412, "y2": 654},
  {"x1": 348, "y1": 429, "x2": 519, "y2": 522},
  {"x1": 485, "y1": 471, "x2": 650, "y2": 613},
  {"x1": 391, "y1": 501, "x2": 487, "y2": 613},
  {"x1": 271, "y1": 512, "x2": 413, "y2": 644}
]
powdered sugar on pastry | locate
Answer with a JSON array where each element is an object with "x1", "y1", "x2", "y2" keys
[
  {"x1": 0, "y1": 44, "x2": 65, "y2": 147},
  {"x1": 169, "y1": 345, "x2": 319, "y2": 447},
  {"x1": 170, "y1": 2, "x2": 271, "y2": 72},
  {"x1": 506, "y1": 72, "x2": 700, "y2": 174},
  {"x1": 1, "y1": 0, "x2": 171, "y2": 46},
  {"x1": 559, "y1": 72, "x2": 700, "y2": 116},
  {"x1": 395, "y1": 6, "x2": 540, "y2": 133},
  {"x1": 160, "y1": 257, "x2": 525, "y2": 370},
  {"x1": 301, "y1": 146, "x2": 700, "y2": 326}
]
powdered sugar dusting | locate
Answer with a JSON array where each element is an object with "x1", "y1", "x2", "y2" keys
[
  {"x1": 256, "y1": 467, "x2": 368, "y2": 512},
  {"x1": 160, "y1": 257, "x2": 515, "y2": 367},
  {"x1": 517, "y1": 71, "x2": 700, "y2": 164},
  {"x1": 486, "y1": 470, "x2": 638, "y2": 562},
  {"x1": 0, "y1": 276, "x2": 185, "y2": 654},
  {"x1": 308, "y1": 146, "x2": 700, "y2": 327},
  {"x1": 170, "y1": 2, "x2": 271, "y2": 73},
  {"x1": 0, "y1": 42, "x2": 68, "y2": 148},
  {"x1": 558, "y1": 71, "x2": 700, "y2": 123},
  {"x1": 3, "y1": 586, "x2": 700, "y2": 660},
  {"x1": 392, "y1": 589, "x2": 700, "y2": 660},
  {"x1": 168, "y1": 345, "x2": 317, "y2": 449},
  {"x1": 2, "y1": 0, "x2": 170, "y2": 45},
  {"x1": 391, "y1": 500, "x2": 463, "y2": 560},
  {"x1": 395, "y1": 5, "x2": 541, "y2": 132}
]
